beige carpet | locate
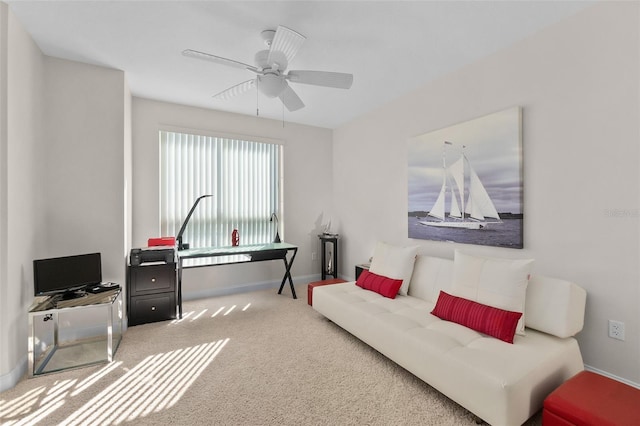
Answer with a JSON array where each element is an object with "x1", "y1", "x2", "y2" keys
[{"x1": 1, "y1": 285, "x2": 542, "y2": 425}]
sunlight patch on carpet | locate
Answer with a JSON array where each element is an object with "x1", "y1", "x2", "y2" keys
[
  {"x1": 0, "y1": 379, "x2": 77, "y2": 426},
  {"x1": 171, "y1": 310, "x2": 194, "y2": 323},
  {"x1": 55, "y1": 339, "x2": 229, "y2": 425},
  {"x1": 211, "y1": 307, "x2": 225, "y2": 317},
  {"x1": 0, "y1": 386, "x2": 49, "y2": 423},
  {"x1": 190, "y1": 309, "x2": 208, "y2": 321},
  {"x1": 176, "y1": 300, "x2": 255, "y2": 322},
  {"x1": 71, "y1": 361, "x2": 122, "y2": 396}
]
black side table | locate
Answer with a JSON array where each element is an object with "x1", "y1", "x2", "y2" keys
[
  {"x1": 355, "y1": 263, "x2": 370, "y2": 280},
  {"x1": 318, "y1": 234, "x2": 339, "y2": 280}
]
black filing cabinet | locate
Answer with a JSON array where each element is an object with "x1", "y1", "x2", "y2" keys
[{"x1": 127, "y1": 263, "x2": 176, "y2": 326}]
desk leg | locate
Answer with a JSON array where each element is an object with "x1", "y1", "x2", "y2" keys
[
  {"x1": 278, "y1": 247, "x2": 297, "y2": 299},
  {"x1": 177, "y1": 260, "x2": 183, "y2": 319}
]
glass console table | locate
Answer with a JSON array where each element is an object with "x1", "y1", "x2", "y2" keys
[{"x1": 28, "y1": 288, "x2": 123, "y2": 377}]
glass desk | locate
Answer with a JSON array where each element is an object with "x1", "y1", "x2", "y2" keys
[
  {"x1": 27, "y1": 288, "x2": 123, "y2": 377},
  {"x1": 177, "y1": 243, "x2": 298, "y2": 318}
]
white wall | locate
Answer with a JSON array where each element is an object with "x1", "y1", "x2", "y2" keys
[
  {"x1": 0, "y1": 48, "x2": 131, "y2": 390},
  {"x1": 42, "y1": 57, "x2": 129, "y2": 285},
  {"x1": 333, "y1": 2, "x2": 640, "y2": 384},
  {"x1": 132, "y1": 98, "x2": 333, "y2": 297},
  {"x1": 0, "y1": 4, "x2": 44, "y2": 389}
]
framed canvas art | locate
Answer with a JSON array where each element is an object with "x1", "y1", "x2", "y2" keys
[{"x1": 407, "y1": 107, "x2": 523, "y2": 248}]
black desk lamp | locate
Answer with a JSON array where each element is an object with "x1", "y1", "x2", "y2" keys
[
  {"x1": 270, "y1": 212, "x2": 281, "y2": 243},
  {"x1": 176, "y1": 194, "x2": 213, "y2": 250}
]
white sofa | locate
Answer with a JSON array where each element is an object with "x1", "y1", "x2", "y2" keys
[{"x1": 312, "y1": 254, "x2": 586, "y2": 426}]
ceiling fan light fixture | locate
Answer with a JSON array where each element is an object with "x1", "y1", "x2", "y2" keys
[{"x1": 258, "y1": 74, "x2": 286, "y2": 98}]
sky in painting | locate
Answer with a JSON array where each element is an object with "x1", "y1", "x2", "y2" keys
[{"x1": 407, "y1": 107, "x2": 522, "y2": 214}]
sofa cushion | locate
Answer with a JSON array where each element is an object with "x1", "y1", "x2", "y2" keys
[
  {"x1": 356, "y1": 270, "x2": 403, "y2": 299},
  {"x1": 451, "y1": 250, "x2": 533, "y2": 335},
  {"x1": 525, "y1": 275, "x2": 586, "y2": 338},
  {"x1": 431, "y1": 291, "x2": 522, "y2": 343},
  {"x1": 369, "y1": 241, "x2": 418, "y2": 296},
  {"x1": 408, "y1": 255, "x2": 454, "y2": 303}
]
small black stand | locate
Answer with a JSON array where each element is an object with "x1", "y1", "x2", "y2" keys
[{"x1": 318, "y1": 234, "x2": 339, "y2": 280}]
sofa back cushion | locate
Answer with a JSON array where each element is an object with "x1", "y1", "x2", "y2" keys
[
  {"x1": 450, "y1": 250, "x2": 533, "y2": 336},
  {"x1": 407, "y1": 255, "x2": 586, "y2": 338},
  {"x1": 525, "y1": 275, "x2": 586, "y2": 338},
  {"x1": 369, "y1": 241, "x2": 418, "y2": 296},
  {"x1": 407, "y1": 255, "x2": 453, "y2": 302}
]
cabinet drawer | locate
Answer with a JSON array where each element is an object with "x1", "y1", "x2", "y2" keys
[
  {"x1": 129, "y1": 264, "x2": 175, "y2": 296},
  {"x1": 129, "y1": 292, "x2": 176, "y2": 326}
]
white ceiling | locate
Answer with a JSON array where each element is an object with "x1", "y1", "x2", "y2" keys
[{"x1": 6, "y1": 1, "x2": 594, "y2": 129}]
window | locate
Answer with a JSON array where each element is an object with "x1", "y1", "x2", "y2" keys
[{"x1": 159, "y1": 130, "x2": 282, "y2": 249}]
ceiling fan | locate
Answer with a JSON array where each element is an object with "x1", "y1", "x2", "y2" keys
[{"x1": 182, "y1": 25, "x2": 353, "y2": 112}]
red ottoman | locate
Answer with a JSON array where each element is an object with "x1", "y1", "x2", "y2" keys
[
  {"x1": 543, "y1": 371, "x2": 640, "y2": 426},
  {"x1": 307, "y1": 279, "x2": 347, "y2": 306}
]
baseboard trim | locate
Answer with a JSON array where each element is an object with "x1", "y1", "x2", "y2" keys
[
  {"x1": 0, "y1": 355, "x2": 26, "y2": 393},
  {"x1": 584, "y1": 364, "x2": 640, "y2": 389}
]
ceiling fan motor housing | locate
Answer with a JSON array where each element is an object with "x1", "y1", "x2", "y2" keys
[
  {"x1": 254, "y1": 50, "x2": 270, "y2": 69},
  {"x1": 254, "y1": 49, "x2": 287, "y2": 72}
]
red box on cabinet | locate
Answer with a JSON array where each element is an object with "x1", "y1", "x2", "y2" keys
[{"x1": 148, "y1": 237, "x2": 176, "y2": 247}]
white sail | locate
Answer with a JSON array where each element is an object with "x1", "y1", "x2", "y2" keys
[
  {"x1": 428, "y1": 185, "x2": 446, "y2": 220},
  {"x1": 421, "y1": 142, "x2": 500, "y2": 230},
  {"x1": 449, "y1": 157, "x2": 465, "y2": 215},
  {"x1": 466, "y1": 162, "x2": 500, "y2": 220},
  {"x1": 467, "y1": 198, "x2": 485, "y2": 221},
  {"x1": 428, "y1": 143, "x2": 449, "y2": 220},
  {"x1": 449, "y1": 186, "x2": 461, "y2": 218}
]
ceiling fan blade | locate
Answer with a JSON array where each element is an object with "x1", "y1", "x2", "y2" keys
[
  {"x1": 182, "y1": 49, "x2": 259, "y2": 73},
  {"x1": 267, "y1": 26, "x2": 306, "y2": 69},
  {"x1": 213, "y1": 79, "x2": 256, "y2": 101},
  {"x1": 287, "y1": 70, "x2": 353, "y2": 89},
  {"x1": 278, "y1": 83, "x2": 305, "y2": 112}
]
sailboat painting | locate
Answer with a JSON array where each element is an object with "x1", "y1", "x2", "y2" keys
[{"x1": 408, "y1": 107, "x2": 523, "y2": 248}]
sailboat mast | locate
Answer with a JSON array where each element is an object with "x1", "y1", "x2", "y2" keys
[
  {"x1": 461, "y1": 145, "x2": 466, "y2": 220},
  {"x1": 442, "y1": 142, "x2": 448, "y2": 176},
  {"x1": 443, "y1": 141, "x2": 450, "y2": 219}
]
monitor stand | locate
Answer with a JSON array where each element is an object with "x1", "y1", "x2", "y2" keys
[{"x1": 61, "y1": 289, "x2": 87, "y2": 300}]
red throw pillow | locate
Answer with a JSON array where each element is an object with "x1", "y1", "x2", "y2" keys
[
  {"x1": 356, "y1": 270, "x2": 403, "y2": 299},
  {"x1": 430, "y1": 291, "x2": 523, "y2": 344}
]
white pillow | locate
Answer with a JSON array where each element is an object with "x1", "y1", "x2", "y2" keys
[
  {"x1": 369, "y1": 242, "x2": 418, "y2": 296},
  {"x1": 451, "y1": 250, "x2": 534, "y2": 335}
]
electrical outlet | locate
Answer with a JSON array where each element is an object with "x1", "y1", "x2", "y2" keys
[
  {"x1": 311, "y1": 252, "x2": 317, "y2": 261},
  {"x1": 608, "y1": 320, "x2": 625, "y2": 341}
]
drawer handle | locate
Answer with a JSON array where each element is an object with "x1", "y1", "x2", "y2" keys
[{"x1": 151, "y1": 306, "x2": 156, "y2": 311}]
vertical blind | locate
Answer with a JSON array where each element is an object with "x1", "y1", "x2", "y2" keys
[{"x1": 160, "y1": 130, "x2": 282, "y2": 248}]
